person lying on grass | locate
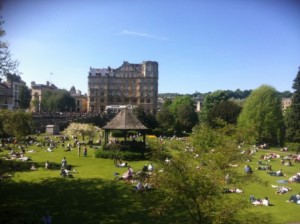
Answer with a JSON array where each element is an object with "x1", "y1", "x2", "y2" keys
[
  {"x1": 268, "y1": 169, "x2": 285, "y2": 176},
  {"x1": 271, "y1": 185, "x2": 292, "y2": 194}
]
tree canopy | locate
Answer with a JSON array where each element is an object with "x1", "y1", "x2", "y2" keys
[
  {"x1": 0, "y1": 17, "x2": 19, "y2": 78},
  {"x1": 150, "y1": 124, "x2": 251, "y2": 224},
  {"x1": 237, "y1": 85, "x2": 284, "y2": 146},
  {"x1": 0, "y1": 110, "x2": 32, "y2": 139},
  {"x1": 41, "y1": 89, "x2": 75, "y2": 112},
  {"x1": 285, "y1": 68, "x2": 300, "y2": 142}
]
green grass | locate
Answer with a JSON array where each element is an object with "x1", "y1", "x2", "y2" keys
[
  {"x1": 235, "y1": 148, "x2": 300, "y2": 224},
  {"x1": 1, "y1": 137, "x2": 300, "y2": 224}
]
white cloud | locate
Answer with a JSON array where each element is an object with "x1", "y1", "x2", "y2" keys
[{"x1": 120, "y1": 30, "x2": 168, "y2": 41}]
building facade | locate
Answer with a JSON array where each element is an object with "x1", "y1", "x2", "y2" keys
[
  {"x1": 30, "y1": 81, "x2": 58, "y2": 112},
  {"x1": 282, "y1": 98, "x2": 292, "y2": 111},
  {"x1": 0, "y1": 74, "x2": 26, "y2": 110},
  {"x1": 87, "y1": 61, "x2": 158, "y2": 113},
  {"x1": 70, "y1": 86, "x2": 87, "y2": 113}
]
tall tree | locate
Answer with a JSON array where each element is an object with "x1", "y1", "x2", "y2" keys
[
  {"x1": 18, "y1": 85, "x2": 31, "y2": 109},
  {"x1": 0, "y1": 16, "x2": 19, "y2": 78},
  {"x1": 41, "y1": 90, "x2": 75, "y2": 112},
  {"x1": 237, "y1": 85, "x2": 284, "y2": 146},
  {"x1": 285, "y1": 68, "x2": 300, "y2": 142},
  {"x1": 207, "y1": 100, "x2": 242, "y2": 128},
  {"x1": 133, "y1": 106, "x2": 157, "y2": 129},
  {"x1": 1, "y1": 110, "x2": 32, "y2": 139},
  {"x1": 156, "y1": 99, "x2": 174, "y2": 131},
  {"x1": 170, "y1": 95, "x2": 198, "y2": 133},
  {"x1": 149, "y1": 124, "x2": 252, "y2": 224},
  {"x1": 200, "y1": 90, "x2": 230, "y2": 124}
]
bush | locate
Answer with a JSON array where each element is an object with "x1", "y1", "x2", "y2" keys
[
  {"x1": 111, "y1": 130, "x2": 124, "y2": 138},
  {"x1": 287, "y1": 142, "x2": 300, "y2": 153},
  {"x1": 94, "y1": 148, "x2": 145, "y2": 161}
]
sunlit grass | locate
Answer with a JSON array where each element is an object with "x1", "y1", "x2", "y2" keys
[{"x1": 1, "y1": 136, "x2": 300, "y2": 223}]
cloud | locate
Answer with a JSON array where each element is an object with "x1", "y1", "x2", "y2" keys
[{"x1": 120, "y1": 30, "x2": 168, "y2": 41}]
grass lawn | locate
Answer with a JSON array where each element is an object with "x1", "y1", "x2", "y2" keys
[{"x1": 1, "y1": 136, "x2": 300, "y2": 223}]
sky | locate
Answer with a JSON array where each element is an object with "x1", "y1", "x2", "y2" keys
[{"x1": 2, "y1": 0, "x2": 300, "y2": 95}]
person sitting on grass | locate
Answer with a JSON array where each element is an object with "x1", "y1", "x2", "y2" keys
[
  {"x1": 121, "y1": 166, "x2": 134, "y2": 181},
  {"x1": 250, "y1": 196, "x2": 269, "y2": 206},
  {"x1": 287, "y1": 193, "x2": 300, "y2": 204},
  {"x1": 45, "y1": 161, "x2": 50, "y2": 169},
  {"x1": 116, "y1": 160, "x2": 127, "y2": 167},
  {"x1": 30, "y1": 164, "x2": 37, "y2": 171},
  {"x1": 244, "y1": 165, "x2": 253, "y2": 174}
]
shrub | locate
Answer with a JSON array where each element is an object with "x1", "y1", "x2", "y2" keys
[
  {"x1": 94, "y1": 148, "x2": 145, "y2": 161},
  {"x1": 287, "y1": 142, "x2": 300, "y2": 153},
  {"x1": 111, "y1": 130, "x2": 124, "y2": 138}
]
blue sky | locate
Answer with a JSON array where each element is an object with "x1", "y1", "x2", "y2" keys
[{"x1": 2, "y1": 0, "x2": 300, "y2": 94}]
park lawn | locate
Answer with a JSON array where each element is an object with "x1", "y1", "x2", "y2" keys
[
  {"x1": 235, "y1": 148, "x2": 300, "y2": 224},
  {"x1": 1, "y1": 137, "x2": 300, "y2": 224},
  {"x1": 0, "y1": 141, "x2": 155, "y2": 224}
]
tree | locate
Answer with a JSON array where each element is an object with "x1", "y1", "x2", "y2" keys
[
  {"x1": 156, "y1": 99, "x2": 174, "y2": 131},
  {"x1": 149, "y1": 124, "x2": 251, "y2": 224},
  {"x1": 237, "y1": 85, "x2": 284, "y2": 146},
  {"x1": 133, "y1": 106, "x2": 157, "y2": 130},
  {"x1": 18, "y1": 85, "x2": 31, "y2": 109},
  {"x1": 64, "y1": 122, "x2": 99, "y2": 141},
  {"x1": 170, "y1": 95, "x2": 198, "y2": 133},
  {"x1": 0, "y1": 110, "x2": 32, "y2": 139},
  {"x1": 207, "y1": 100, "x2": 242, "y2": 128},
  {"x1": 41, "y1": 90, "x2": 75, "y2": 112},
  {"x1": 200, "y1": 90, "x2": 230, "y2": 124},
  {"x1": 175, "y1": 103, "x2": 198, "y2": 133},
  {"x1": 285, "y1": 68, "x2": 300, "y2": 142},
  {"x1": 0, "y1": 17, "x2": 19, "y2": 78}
]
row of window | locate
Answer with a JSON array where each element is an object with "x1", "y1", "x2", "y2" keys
[{"x1": 89, "y1": 97, "x2": 153, "y2": 104}]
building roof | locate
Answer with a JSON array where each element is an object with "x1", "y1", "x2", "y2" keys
[{"x1": 103, "y1": 108, "x2": 148, "y2": 130}]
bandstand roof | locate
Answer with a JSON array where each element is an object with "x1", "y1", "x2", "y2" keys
[{"x1": 103, "y1": 109, "x2": 148, "y2": 130}]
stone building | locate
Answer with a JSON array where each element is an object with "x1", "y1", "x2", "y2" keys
[
  {"x1": 30, "y1": 81, "x2": 58, "y2": 112},
  {"x1": 70, "y1": 86, "x2": 87, "y2": 113},
  {"x1": 0, "y1": 74, "x2": 26, "y2": 110},
  {"x1": 282, "y1": 98, "x2": 292, "y2": 111},
  {"x1": 87, "y1": 61, "x2": 158, "y2": 113},
  {"x1": 0, "y1": 81, "x2": 13, "y2": 109}
]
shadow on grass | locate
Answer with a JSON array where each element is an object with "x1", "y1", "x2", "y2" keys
[{"x1": 0, "y1": 178, "x2": 159, "y2": 224}]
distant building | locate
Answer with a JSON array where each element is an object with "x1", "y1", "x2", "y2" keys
[
  {"x1": 70, "y1": 86, "x2": 87, "y2": 113},
  {"x1": 0, "y1": 81, "x2": 13, "y2": 109},
  {"x1": 87, "y1": 61, "x2": 158, "y2": 113},
  {"x1": 30, "y1": 81, "x2": 58, "y2": 112},
  {"x1": 282, "y1": 98, "x2": 292, "y2": 111},
  {"x1": 0, "y1": 74, "x2": 26, "y2": 110}
]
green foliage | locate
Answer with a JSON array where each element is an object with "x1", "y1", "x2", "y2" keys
[
  {"x1": 237, "y1": 85, "x2": 285, "y2": 146},
  {"x1": 94, "y1": 148, "x2": 145, "y2": 161},
  {"x1": 285, "y1": 68, "x2": 300, "y2": 142},
  {"x1": 18, "y1": 84, "x2": 31, "y2": 109},
  {"x1": 150, "y1": 124, "x2": 249, "y2": 223},
  {"x1": 156, "y1": 102, "x2": 175, "y2": 131},
  {"x1": 0, "y1": 17, "x2": 19, "y2": 78},
  {"x1": 156, "y1": 95, "x2": 198, "y2": 133},
  {"x1": 286, "y1": 142, "x2": 300, "y2": 153},
  {"x1": 175, "y1": 102, "x2": 199, "y2": 133},
  {"x1": 207, "y1": 100, "x2": 242, "y2": 127},
  {"x1": 200, "y1": 90, "x2": 231, "y2": 123},
  {"x1": 0, "y1": 110, "x2": 32, "y2": 139},
  {"x1": 41, "y1": 89, "x2": 75, "y2": 112},
  {"x1": 133, "y1": 106, "x2": 157, "y2": 129}
]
